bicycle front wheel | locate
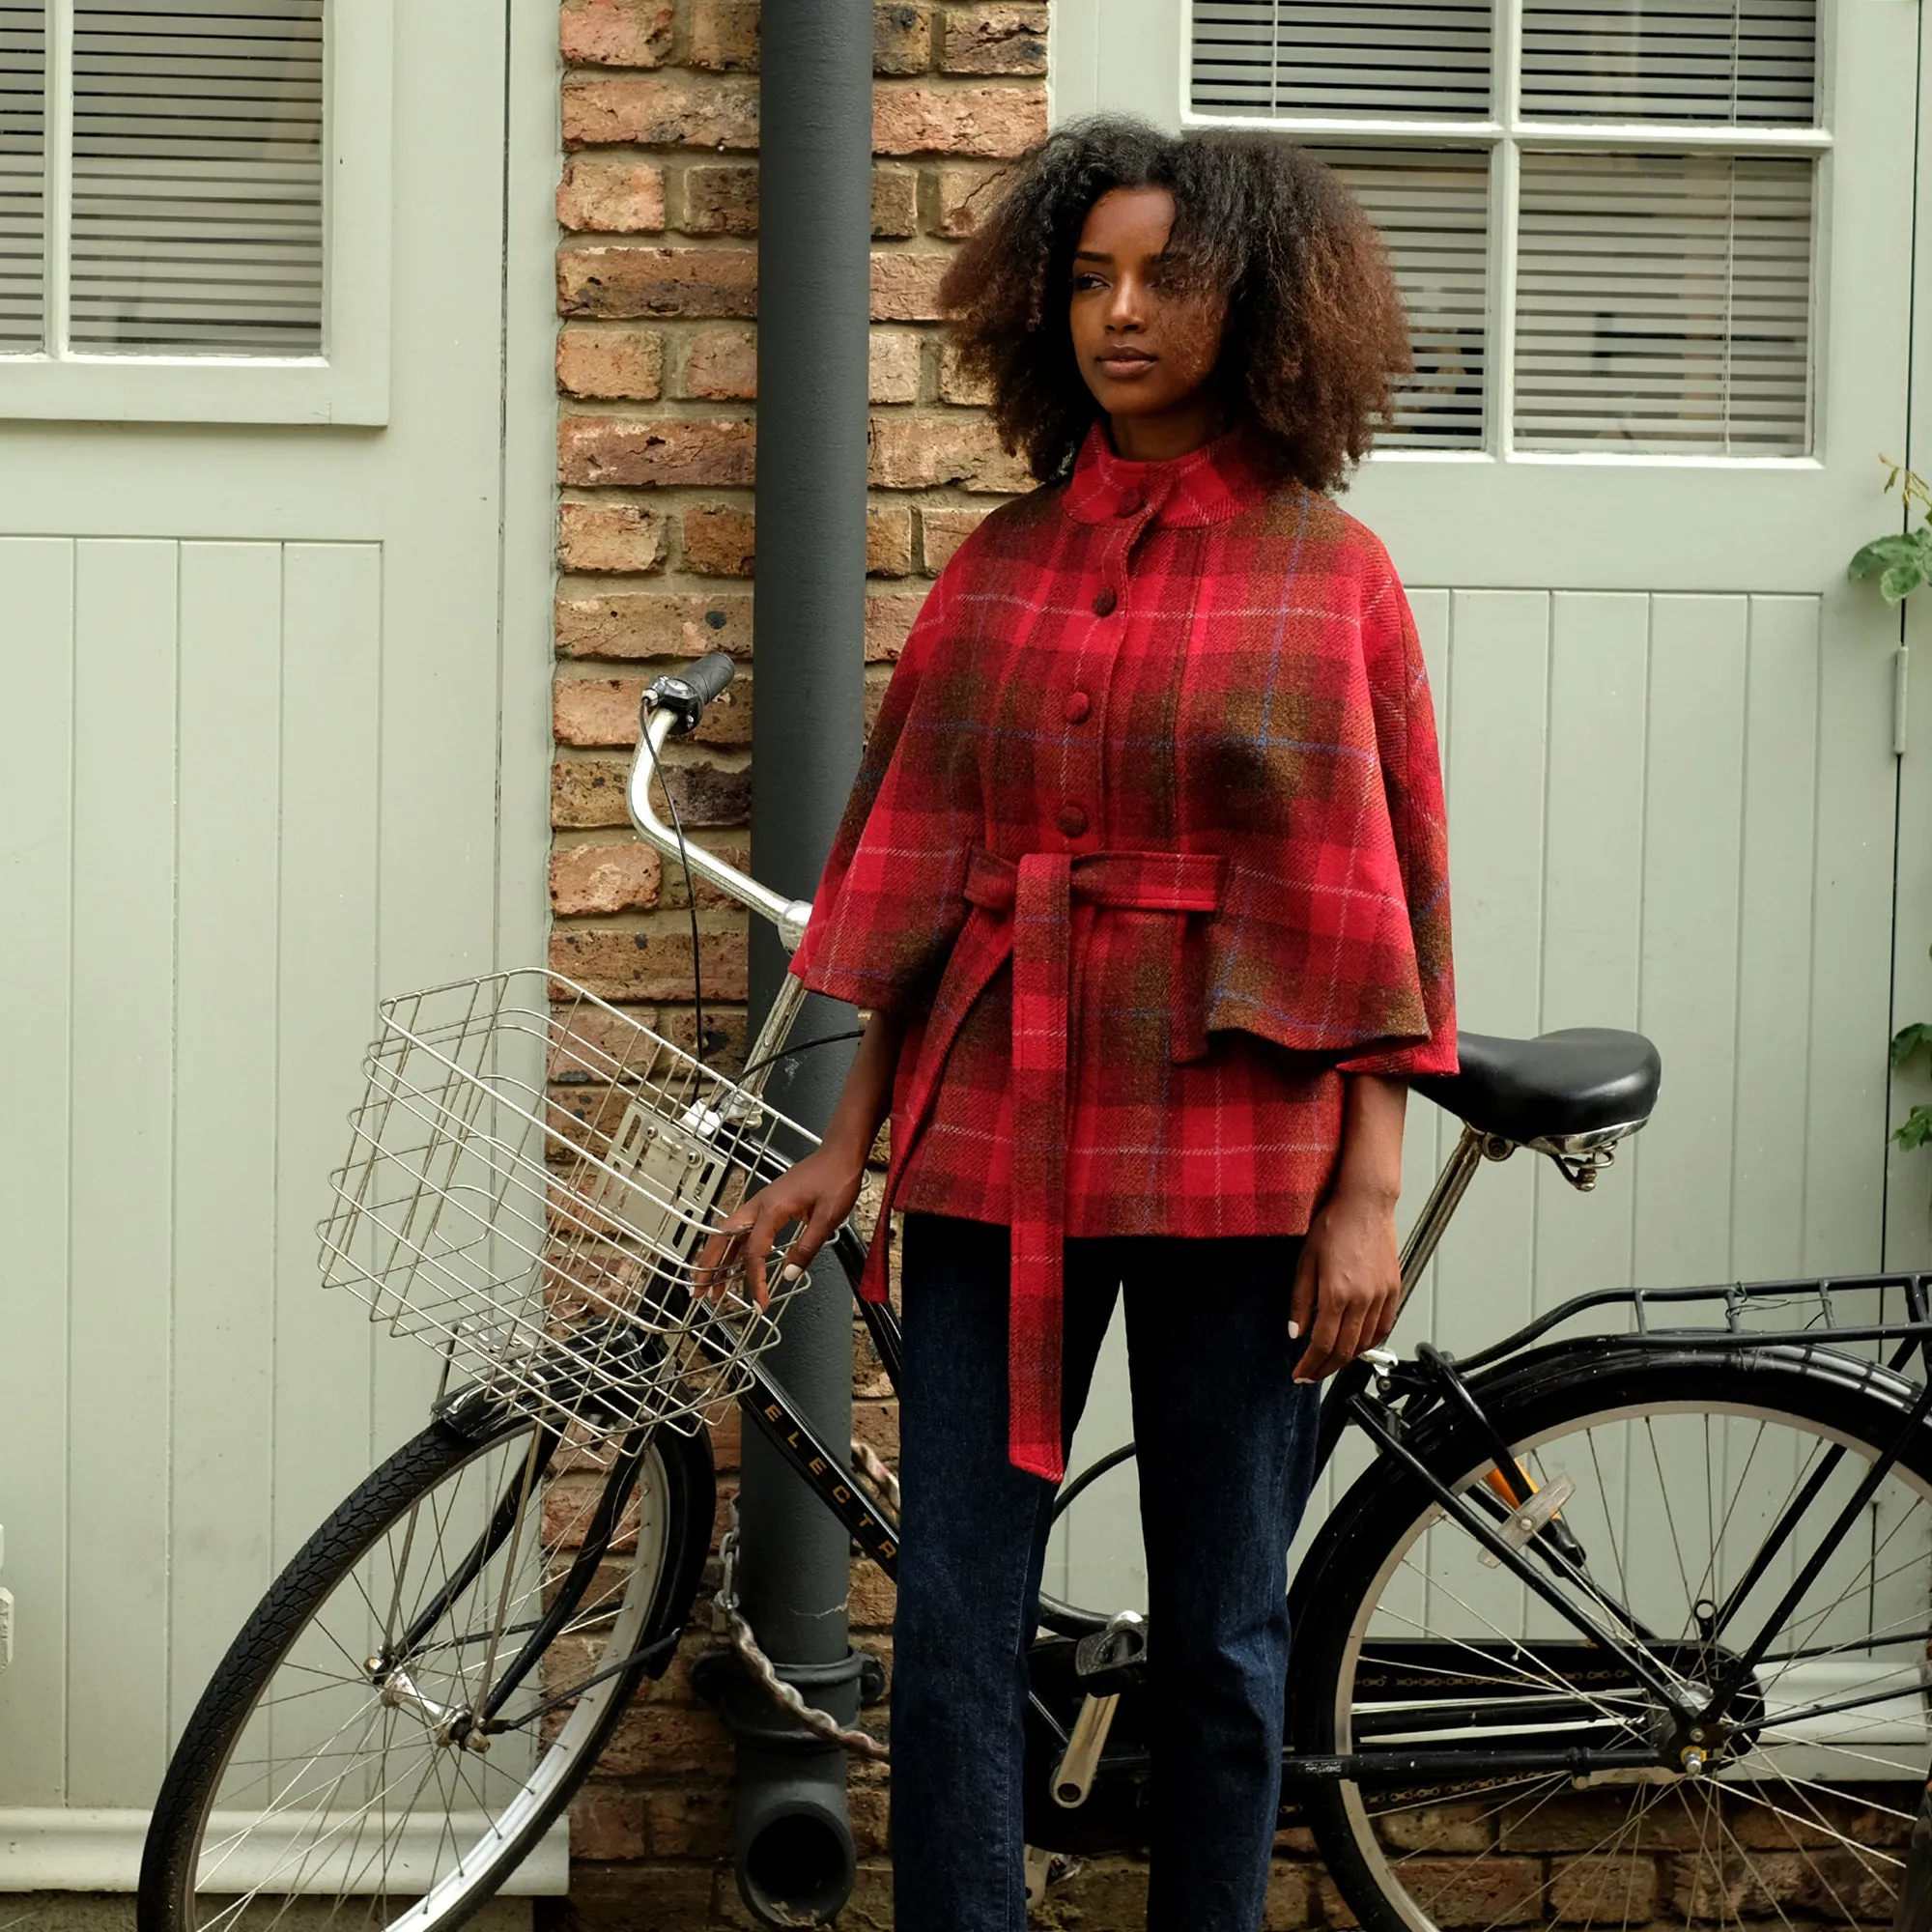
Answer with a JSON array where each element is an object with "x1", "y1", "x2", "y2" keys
[
  {"x1": 1291, "y1": 1344, "x2": 1932, "y2": 1932},
  {"x1": 139, "y1": 1408, "x2": 714, "y2": 1932}
]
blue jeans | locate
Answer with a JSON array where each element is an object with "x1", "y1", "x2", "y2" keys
[{"x1": 891, "y1": 1213, "x2": 1321, "y2": 1932}]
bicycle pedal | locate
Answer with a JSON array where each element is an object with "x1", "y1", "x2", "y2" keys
[{"x1": 1074, "y1": 1609, "x2": 1147, "y2": 1687}]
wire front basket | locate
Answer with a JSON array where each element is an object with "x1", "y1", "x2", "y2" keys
[{"x1": 318, "y1": 970, "x2": 812, "y2": 1444}]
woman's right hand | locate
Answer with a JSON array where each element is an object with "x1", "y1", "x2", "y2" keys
[{"x1": 695, "y1": 1143, "x2": 868, "y2": 1310}]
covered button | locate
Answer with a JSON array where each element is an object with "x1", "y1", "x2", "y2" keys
[
  {"x1": 1056, "y1": 804, "x2": 1090, "y2": 838},
  {"x1": 1092, "y1": 586, "x2": 1118, "y2": 617},
  {"x1": 1063, "y1": 690, "x2": 1092, "y2": 723}
]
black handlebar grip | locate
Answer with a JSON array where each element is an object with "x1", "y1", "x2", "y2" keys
[
  {"x1": 685, "y1": 650, "x2": 737, "y2": 706},
  {"x1": 646, "y1": 650, "x2": 737, "y2": 737}
]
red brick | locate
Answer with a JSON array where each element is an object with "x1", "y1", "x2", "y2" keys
[
  {"x1": 939, "y1": 338, "x2": 992, "y2": 405},
  {"x1": 873, "y1": 81, "x2": 1046, "y2": 157},
  {"x1": 555, "y1": 590, "x2": 753, "y2": 658},
  {"x1": 551, "y1": 923, "x2": 751, "y2": 1002},
  {"x1": 921, "y1": 504, "x2": 988, "y2": 571},
  {"x1": 550, "y1": 840, "x2": 663, "y2": 916},
  {"x1": 872, "y1": 165, "x2": 919, "y2": 239},
  {"x1": 556, "y1": 499, "x2": 665, "y2": 573},
  {"x1": 869, "y1": 250, "x2": 951, "y2": 322},
  {"x1": 552, "y1": 757, "x2": 631, "y2": 829},
  {"x1": 849, "y1": 1562, "x2": 897, "y2": 1629},
  {"x1": 591, "y1": 1695, "x2": 737, "y2": 1776},
  {"x1": 555, "y1": 323, "x2": 664, "y2": 401},
  {"x1": 558, "y1": 415, "x2": 755, "y2": 487},
  {"x1": 1263, "y1": 1860, "x2": 1315, "y2": 1931},
  {"x1": 1551, "y1": 1854, "x2": 1660, "y2": 1924},
  {"x1": 942, "y1": 3, "x2": 1049, "y2": 74},
  {"x1": 868, "y1": 327, "x2": 921, "y2": 404},
  {"x1": 555, "y1": 675, "x2": 647, "y2": 746},
  {"x1": 932, "y1": 158, "x2": 1009, "y2": 237},
  {"x1": 685, "y1": 325, "x2": 758, "y2": 400},
  {"x1": 867, "y1": 593, "x2": 925, "y2": 661},
  {"x1": 682, "y1": 502, "x2": 755, "y2": 578},
  {"x1": 563, "y1": 74, "x2": 760, "y2": 151},
  {"x1": 873, "y1": 2, "x2": 932, "y2": 74},
  {"x1": 559, "y1": 0, "x2": 672, "y2": 68},
  {"x1": 569, "y1": 1786, "x2": 646, "y2": 1862},
  {"x1": 563, "y1": 1861, "x2": 716, "y2": 1931},
  {"x1": 643, "y1": 1783, "x2": 733, "y2": 1860},
  {"x1": 556, "y1": 158, "x2": 666, "y2": 233},
  {"x1": 558, "y1": 244, "x2": 757, "y2": 320},
  {"x1": 1376, "y1": 1802, "x2": 1494, "y2": 1853},
  {"x1": 689, "y1": 0, "x2": 758, "y2": 71},
  {"x1": 683, "y1": 162, "x2": 759, "y2": 236},
  {"x1": 868, "y1": 504, "x2": 915, "y2": 576},
  {"x1": 869, "y1": 412, "x2": 1031, "y2": 492}
]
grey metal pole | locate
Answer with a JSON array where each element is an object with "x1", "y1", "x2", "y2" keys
[{"x1": 726, "y1": 0, "x2": 873, "y2": 1921}]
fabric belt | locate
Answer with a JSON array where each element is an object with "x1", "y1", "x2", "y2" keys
[{"x1": 855, "y1": 845, "x2": 1224, "y2": 1481}]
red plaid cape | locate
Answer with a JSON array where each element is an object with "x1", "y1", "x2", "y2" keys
[{"x1": 790, "y1": 423, "x2": 1456, "y2": 1478}]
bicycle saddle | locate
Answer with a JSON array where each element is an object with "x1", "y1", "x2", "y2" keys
[{"x1": 1412, "y1": 1027, "x2": 1662, "y2": 1148}]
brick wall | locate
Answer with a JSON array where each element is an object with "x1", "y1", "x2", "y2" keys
[{"x1": 547, "y1": 3, "x2": 1044, "y2": 1924}]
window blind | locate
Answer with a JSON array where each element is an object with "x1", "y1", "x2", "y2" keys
[
  {"x1": 1312, "y1": 146, "x2": 1490, "y2": 449},
  {"x1": 68, "y1": 0, "x2": 324, "y2": 354},
  {"x1": 1520, "y1": 0, "x2": 1817, "y2": 125},
  {"x1": 1190, "y1": 2, "x2": 1492, "y2": 119},
  {"x1": 1514, "y1": 151, "x2": 1812, "y2": 453},
  {"x1": 0, "y1": 4, "x2": 43, "y2": 348}
]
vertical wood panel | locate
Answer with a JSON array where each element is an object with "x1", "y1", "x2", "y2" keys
[
  {"x1": 1634, "y1": 596, "x2": 1748, "y2": 1286},
  {"x1": 272, "y1": 544, "x2": 384, "y2": 1561},
  {"x1": 168, "y1": 543, "x2": 283, "y2": 1739},
  {"x1": 1533, "y1": 593, "x2": 1648, "y2": 1303},
  {"x1": 1731, "y1": 598, "x2": 1823, "y2": 1279},
  {"x1": 67, "y1": 540, "x2": 178, "y2": 1802},
  {"x1": 1431, "y1": 591, "x2": 1548, "y2": 1350},
  {"x1": 1395, "y1": 590, "x2": 1452, "y2": 1340},
  {"x1": 1807, "y1": 599, "x2": 1900, "y2": 1271},
  {"x1": 0, "y1": 540, "x2": 74, "y2": 1804}
]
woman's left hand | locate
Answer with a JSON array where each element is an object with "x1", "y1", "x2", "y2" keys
[{"x1": 1289, "y1": 1186, "x2": 1402, "y2": 1383}]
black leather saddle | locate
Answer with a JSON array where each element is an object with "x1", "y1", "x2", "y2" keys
[{"x1": 1412, "y1": 1028, "x2": 1662, "y2": 1147}]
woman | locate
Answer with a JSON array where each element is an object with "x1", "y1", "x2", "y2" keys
[{"x1": 711, "y1": 118, "x2": 1455, "y2": 1931}]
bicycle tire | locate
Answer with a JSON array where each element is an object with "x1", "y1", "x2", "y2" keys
[
  {"x1": 138, "y1": 1408, "x2": 715, "y2": 1932},
  {"x1": 1288, "y1": 1342, "x2": 1932, "y2": 1932}
]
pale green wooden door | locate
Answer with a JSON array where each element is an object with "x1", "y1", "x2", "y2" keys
[
  {"x1": 1047, "y1": 0, "x2": 1917, "y2": 1619},
  {"x1": 0, "y1": 0, "x2": 556, "y2": 1875}
]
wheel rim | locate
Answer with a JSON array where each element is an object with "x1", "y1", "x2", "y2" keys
[
  {"x1": 179, "y1": 1424, "x2": 674, "y2": 1932},
  {"x1": 1328, "y1": 1396, "x2": 1930, "y2": 1932}
]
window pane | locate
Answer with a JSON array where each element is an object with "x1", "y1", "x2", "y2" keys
[
  {"x1": 1521, "y1": 0, "x2": 1817, "y2": 125},
  {"x1": 1514, "y1": 151, "x2": 1812, "y2": 454},
  {"x1": 69, "y1": 0, "x2": 323, "y2": 354},
  {"x1": 1312, "y1": 146, "x2": 1490, "y2": 450},
  {"x1": 1190, "y1": 2, "x2": 1492, "y2": 119},
  {"x1": 0, "y1": 4, "x2": 44, "y2": 349}
]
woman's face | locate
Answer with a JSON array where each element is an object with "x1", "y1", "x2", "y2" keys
[{"x1": 1068, "y1": 185, "x2": 1229, "y2": 441}]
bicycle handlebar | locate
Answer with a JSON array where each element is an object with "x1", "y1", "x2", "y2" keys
[
  {"x1": 630, "y1": 663, "x2": 814, "y2": 951},
  {"x1": 646, "y1": 651, "x2": 737, "y2": 738}
]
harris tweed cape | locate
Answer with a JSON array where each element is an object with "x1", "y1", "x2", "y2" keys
[{"x1": 789, "y1": 423, "x2": 1456, "y2": 1478}]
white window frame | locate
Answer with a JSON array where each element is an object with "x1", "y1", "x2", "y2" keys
[
  {"x1": 1058, "y1": 0, "x2": 1835, "y2": 468},
  {"x1": 0, "y1": 0, "x2": 391, "y2": 426}
]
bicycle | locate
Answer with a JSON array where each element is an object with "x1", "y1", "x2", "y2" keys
[{"x1": 139, "y1": 650, "x2": 1932, "y2": 1932}]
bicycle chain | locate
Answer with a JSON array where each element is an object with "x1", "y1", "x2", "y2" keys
[{"x1": 704, "y1": 1441, "x2": 896, "y2": 1762}]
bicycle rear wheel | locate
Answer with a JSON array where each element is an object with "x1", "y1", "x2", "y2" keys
[
  {"x1": 138, "y1": 1407, "x2": 714, "y2": 1932},
  {"x1": 1290, "y1": 1345, "x2": 1932, "y2": 1932}
]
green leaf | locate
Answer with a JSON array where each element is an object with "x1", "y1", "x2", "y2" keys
[
  {"x1": 1892, "y1": 1021, "x2": 1932, "y2": 1066},
  {"x1": 1851, "y1": 533, "x2": 1928, "y2": 570},
  {"x1": 1884, "y1": 560, "x2": 1929, "y2": 603},
  {"x1": 1895, "y1": 1104, "x2": 1932, "y2": 1151}
]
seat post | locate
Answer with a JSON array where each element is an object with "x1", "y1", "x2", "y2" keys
[{"x1": 1398, "y1": 1123, "x2": 1509, "y2": 1308}]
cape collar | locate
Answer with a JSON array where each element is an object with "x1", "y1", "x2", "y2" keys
[{"x1": 1061, "y1": 418, "x2": 1274, "y2": 528}]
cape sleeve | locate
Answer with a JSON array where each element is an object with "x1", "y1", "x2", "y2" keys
[
  {"x1": 786, "y1": 564, "x2": 978, "y2": 1015},
  {"x1": 1334, "y1": 561, "x2": 1458, "y2": 1078}
]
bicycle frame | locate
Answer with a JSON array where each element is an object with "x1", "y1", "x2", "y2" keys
[{"x1": 624, "y1": 681, "x2": 1932, "y2": 1798}]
